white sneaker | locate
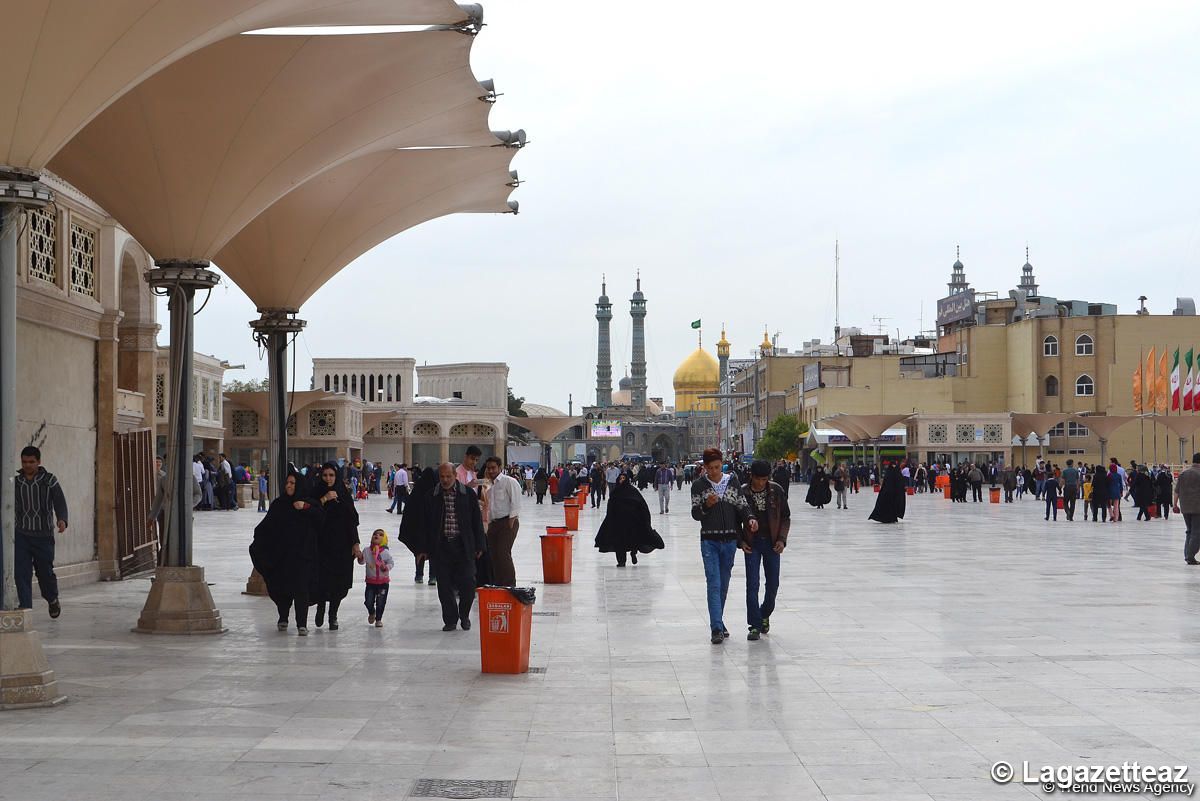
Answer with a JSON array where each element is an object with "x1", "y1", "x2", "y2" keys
[{"x1": 375, "y1": 620, "x2": 383, "y2": 628}]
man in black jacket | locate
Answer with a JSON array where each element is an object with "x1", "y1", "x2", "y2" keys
[
  {"x1": 691, "y1": 448, "x2": 749, "y2": 645},
  {"x1": 14, "y1": 446, "x2": 68, "y2": 616},
  {"x1": 422, "y1": 463, "x2": 485, "y2": 631},
  {"x1": 740, "y1": 460, "x2": 791, "y2": 641}
]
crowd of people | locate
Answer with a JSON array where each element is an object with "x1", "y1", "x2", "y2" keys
[{"x1": 13, "y1": 441, "x2": 1200, "y2": 644}]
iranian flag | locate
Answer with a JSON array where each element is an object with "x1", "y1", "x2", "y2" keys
[
  {"x1": 1184, "y1": 349, "x2": 1195, "y2": 412},
  {"x1": 1170, "y1": 347, "x2": 1181, "y2": 411}
]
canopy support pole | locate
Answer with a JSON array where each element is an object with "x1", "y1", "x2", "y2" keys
[
  {"x1": 244, "y1": 310, "x2": 306, "y2": 596},
  {"x1": 135, "y1": 261, "x2": 224, "y2": 635},
  {"x1": 0, "y1": 171, "x2": 65, "y2": 709}
]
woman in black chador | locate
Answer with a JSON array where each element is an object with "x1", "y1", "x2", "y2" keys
[
  {"x1": 312, "y1": 462, "x2": 361, "y2": 629},
  {"x1": 869, "y1": 462, "x2": 907, "y2": 524},
  {"x1": 805, "y1": 466, "x2": 832, "y2": 509},
  {"x1": 595, "y1": 472, "x2": 665, "y2": 566},
  {"x1": 397, "y1": 467, "x2": 437, "y2": 584},
  {"x1": 249, "y1": 470, "x2": 324, "y2": 635}
]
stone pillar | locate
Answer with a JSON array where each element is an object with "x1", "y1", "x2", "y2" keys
[
  {"x1": 137, "y1": 261, "x2": 223, "y2": 635},
  {"x1": 0, "y1": 173, "x2": 63, "y2": 707},
  {"x1": 494, "y1": 436, "x2": 506, "y2": 465},
  {"x1": 402, "y1": 438, "x2": 412, "y2": 466},
  {"x1": 439, "y1": 437, "x2": 450, "y2": 465},
  {"x1": 96, "y1": 312, "x2": 121, "y2": 579}
]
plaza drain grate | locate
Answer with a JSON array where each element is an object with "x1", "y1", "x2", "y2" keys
[
  {"x1": 528, "y1": 667, "x2": 547, "y2": 674},
  {"x1": 410, "y1": 779, "x2": 515, "y2": 799},
  {"x1": 531, "y1": 611, "x2": 559, "y2": 616}
]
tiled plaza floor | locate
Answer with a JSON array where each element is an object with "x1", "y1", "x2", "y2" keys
[{"x1": 3, "y1": 485, "x2": 1199, "y2": 800}]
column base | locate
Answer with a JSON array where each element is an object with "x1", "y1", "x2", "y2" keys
[
  {"x1": 0, "y1": 609, "x2": 67, "y2": 709},
  {"x1": 134, "y1": 566, "x2": 227, "y2": 635},
  {"x1": 242, "y1": 568, "x2": 269, "y2": 596}
]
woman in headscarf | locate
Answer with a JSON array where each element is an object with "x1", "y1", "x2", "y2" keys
[
  {"x1": 249, "y1": 470, "x2": 324, "y2": 635},
  {"x1": 1132, "y1": 464, "x2": 1156, "y2": 521},
  {"x1": 869, "y1": 462, "x2": 906, "y2": 524},
  {"x1": 312, "y1": 462, "x2": 361, "y2": 629},
  {"x1": 533, "y1": 466, "x2": 548, "y2": 504},
  {"x1": 397, "y1": 466, "x2": 438, "y2": 585},
  {"x1": 1155, "y1": 466, "x2": 1174, "y2": 521},
  {"x1": 595, "y1": 471, "x2": 664, "y2": 566},
  {"x1": 805, "y1": 466, "x2": 832, "y2": 509}
]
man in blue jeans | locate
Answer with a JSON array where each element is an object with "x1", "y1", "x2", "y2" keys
[
  {"x1": 739, "y1": 460, "x2": 790, "y2": 641},
  {"x1": 14, "y1": 446, "x2": 69, "y2": 616},
  {"x1": 691, "y1": 447, "x2": 749, "y2": 645}
]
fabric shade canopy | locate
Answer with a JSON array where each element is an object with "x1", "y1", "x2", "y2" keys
[
  {"x1": 214, "y1": 144, "x2": 517, "y2": 309},
  {"x1": 1011, "y1": 413, "x2": 1071, "y2": 439},
  {"x1": 1152, "y1": 415, "x2": 1200, "y2": 440},
  {"x1": 1068, "y1": 414, "x2": 1140, "y2": 440},
  {"x1": 819, "y1": 413, "x2": 912, "y2": 441},
  {"x1": 2, "y1": 0, "x2": 476, "y2": 171},
  {"x1": 817, "y1": 416, "x2": 871, "y2": 442},
  {"x1": 512, "y1": 417, "x2": 582, "y2": 443},
  {"x1": 48, "y1": 30, "x2": 494, "y2": 260},
  {"x1": 223, "y1": 390, "x2": 335, "y2": 421}
]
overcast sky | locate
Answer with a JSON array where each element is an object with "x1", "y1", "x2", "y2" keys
[{"x1": 172, "y1": 0, "x2": 1200, "y2": 411}]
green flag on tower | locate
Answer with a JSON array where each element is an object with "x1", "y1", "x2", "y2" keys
[{"x1": 690, "y1": 319, "x2": 701, "y2": 329}]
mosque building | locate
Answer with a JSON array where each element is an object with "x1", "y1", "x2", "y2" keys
[{"x1": 562, "y1": 277, "x2": 720, "y2": 463}]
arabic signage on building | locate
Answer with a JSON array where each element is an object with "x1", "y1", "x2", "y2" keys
[
  {"x1": 936, "y1": 290, "x2": 976, "y2": 326},
  {"x1": 802, "y1": 363, "x2": 821, "y2": 392}
]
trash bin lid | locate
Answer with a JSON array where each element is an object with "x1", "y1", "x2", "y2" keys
[{"x1": 486, "y1": 586, "x2": 535, "y2": 605}]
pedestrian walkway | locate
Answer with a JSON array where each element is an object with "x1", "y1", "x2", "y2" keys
[{"x1": 3, "y1": 486, "x2": 1199, "y2": 800}]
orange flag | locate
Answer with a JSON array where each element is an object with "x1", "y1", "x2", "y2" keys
[
  {"x1": 1133, "y1": 364, "x2": 1143, "y2": 413},
  {"x1": 1146, "y1": 347, "x2": 1156, "y2": 410},
  {"x1": 1158, "y1": 347, "x2": 1169, "y2": 413}
]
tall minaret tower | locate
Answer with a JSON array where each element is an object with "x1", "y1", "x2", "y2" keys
[
  {"x1": 1017, "y1": 247, "x2": 1039, "y2": 297},
  {"x1": 629, "y1": 271, "x2": 648, "y2": 411},
  {"x1": 947, "y1": 245, "x2": 970, "y2": 295},
  {"x1": 595, "y1": 276, "x2": 613, "y2": 407},
  {"x1": 717, "y1": 325, "x2": 731, "y2": 386}
]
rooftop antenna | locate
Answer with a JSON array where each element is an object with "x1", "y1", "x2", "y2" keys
[
  {"x1": 834, "y1": 240, "x2": 841, "y2": 355},
  {"x1": 871, "y1": 315, "x2": 891, "y2": 335}
]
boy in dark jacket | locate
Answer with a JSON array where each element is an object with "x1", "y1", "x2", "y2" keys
[
  {"x1": 739, "y1": 460, "x2": 791, "y2": 640},
  {"x1": 691, "y1": 448, "x2": 750, "y2": 644},
  {"x1": 14, "y1": 446, "x2": 68, "y2": 615}
]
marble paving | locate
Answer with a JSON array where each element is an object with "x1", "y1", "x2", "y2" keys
[{"x1": 3, "y1": 485, "x2": 1199, "y2": 800}]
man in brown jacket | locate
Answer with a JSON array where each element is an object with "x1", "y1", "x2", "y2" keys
[
  {"x1": 1173, "y1": 453, "x2": 1200, "y2": 565},
  {"x1": 739, "y1": 460, "x2": 791, "y2": 641}
]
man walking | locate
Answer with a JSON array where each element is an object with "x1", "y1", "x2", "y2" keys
[
  {"x1": 218, "y1": 452, "x2": 235, "y2": 510},
  {"x1": 388, "y1": 463, "x2": 409, "y2": 513},
  {"x1": 968, "y1": 463, "x2": 984, "y2": 502},
  {"x1": 740, "y1": 460, "x2": 790, "y2": 641},
  {"x1": 482, "y1": 456, "x2": 521, "y2": 585},
  {"x1": 691, "y1": 448, "x2": 751, "y2": 645},
  {"x1": 1174, "y1": 454, "x2": 1200, "y2": 565},
  {"x1": 14, "y1": 446, "x2": 68, "y2": 616},
  {"x1": 421, "y1": 463, "x2": 485, "y2": 630},
  {"x1": 1061, "y1": 459, "x2": 1080, "y2": 521},
  {"x1": 655, "y1": 461, "x2": 675, "y2": 514},
  {"x1": 590, "y1": 462, "x2": 606, "y2": 508}
]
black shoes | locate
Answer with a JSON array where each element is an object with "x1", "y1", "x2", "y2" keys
[
  {"x1": 722, "y1": 628, "x2": 730, "y2": 639},
  {"x1": 760, "y1": 617, "x2": 770, "y2": 634},
  {"x1": 48, "y1": 599, "x2": 61, "y2": 619},
  {"x1": 443, "y1": 623, "x2": 456, "y2": 631},
  {"x1": 414, "y1": 574, "x2": 424, "y2": 583},
  {"x1": 328, "y1": 619, "x2": 339, "y2": 631},
  {"x1": 1187, "y1": 560, "x2": 1200, "y2": 565},
  {"x1": 277, "y1": 621, "x2": 287, "y2": 631},
  {"x1": 460, "y1": 618, "x2": 472, "y2": 631},
  {"x1": 631, "y1": 553, "x2": 638, "y2": 565},
  {"x1": 747, "y1": 628, "x2": 760, "y2": 641},
  {"x1": 314, "y1": 604, "x2": 325, "y2": 627},
  {"x1": 711, "y1": 630, "x2": 723, "y2": 644}
]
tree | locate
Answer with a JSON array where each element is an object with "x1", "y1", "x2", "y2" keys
[
  {"x1": 755, "y1": 414, "x2": 809, "y2": 461},
  {"x1": 223, "y1": 378, "x2": 268, "y2": 393},
  {"x1": 507, "y1": 387, "x2": 529, "y2": 443}
]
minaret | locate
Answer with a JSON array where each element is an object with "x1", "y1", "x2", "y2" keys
[
  {"x1": 1018, "y1": 246, "x2": 1039, "y2": 296},
  {"x1": 595, "y1": 276, "x2": 613, "y2": 407},
  {"x1": 630, "y1": 271, "x2": 648, "y2": 411},
  {"x1": 717, "y1": 325, "x2": 731, "y2": 386},
  {"x1": 947, "y1": 245, "x2": 970, "y2": 295}
]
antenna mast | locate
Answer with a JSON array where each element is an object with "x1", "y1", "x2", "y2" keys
[{"x1": 834, "y1": 239, "x2": 841, "y2": 354}]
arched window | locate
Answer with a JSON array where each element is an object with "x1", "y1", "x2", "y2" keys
[
  {"x1": 1075, "y1": 334, "x2": 1094, "y2": 356},
  {"x1": 325, "y1": 375, "x2": 331, "y2": 392},
  {"x1": 351, "y1": 374, "x2": 357, "y2": 395},
  {"x1": 369, "y1": 374, "x2": 375, "y2": 401},
  {"x1": 360, "y1": 374, "x2": 366, "y2": 400},
  {"x1": 333, "y1": 374, "x2": 339, "y2": 392},
  {"x1": 1043, "y1": 335, "x2": 1059, "y2": 357},
  {"x1": 1075, "y1": 374, "x2": 1095, "y2": 396},
  {"x1": 1045, "y1": 375, "x2": 1059, "y2": 397},
  {"x1": 386, "y1": 375, "x2": 393, "y2": 402}
]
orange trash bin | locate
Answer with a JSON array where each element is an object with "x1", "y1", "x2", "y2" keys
[
  {"x1": 905, "y1": 486, "x2": 915, "y2": 496},
  {"x1": 943, "y1": 485, "x2": 952, "y2": 499},
  {"x1": 936, "y1": 474, "x2": 950, "y2": 489},
  {"x1": 989, "y1": 487, "x2": 1001, "y2": 503},
  {"x1": 540, "y1": 529, "x2": 574, "y2": 584},
  {"x1": 873, "y1": 485, "x2": 881, "y2": 493},
  {"x1": 478, "y1": 586, "x2": 535, "y2": 674},
  {"x1": 563, "y1": 502, "x2": 580, "y2": 531}
]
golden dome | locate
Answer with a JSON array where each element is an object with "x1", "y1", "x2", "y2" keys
[
  {"x1": 760, "y1": 329, "x2": 772, "y2": 351},
  {"x1": 673, "y1": 347, "x2": 719, "y2": 390}
]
